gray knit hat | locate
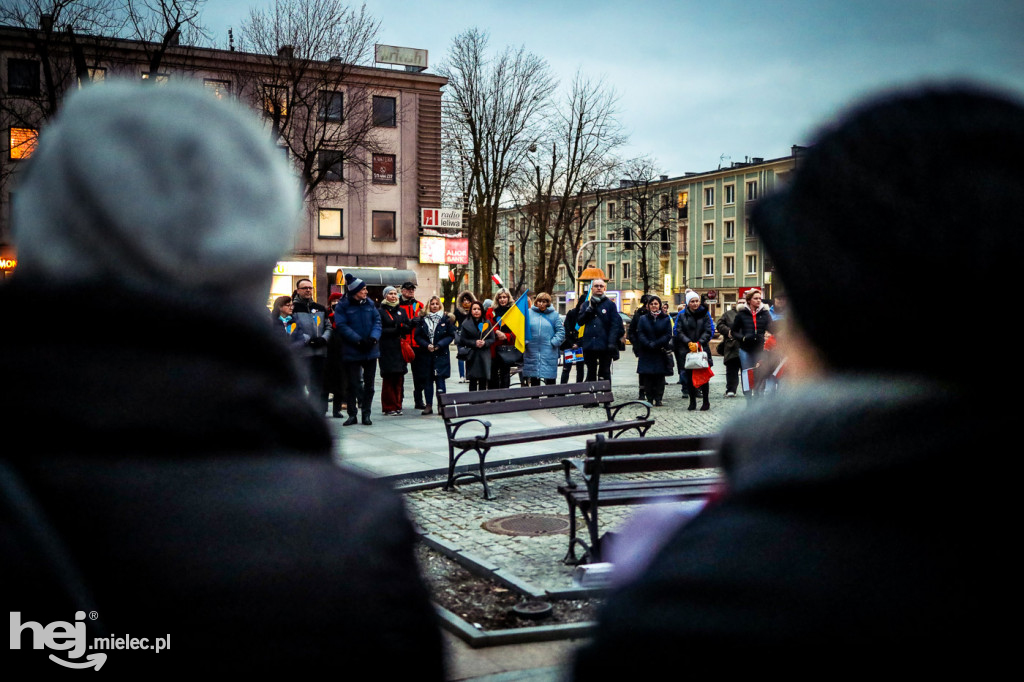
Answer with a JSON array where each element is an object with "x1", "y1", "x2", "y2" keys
[{"x1": 12, "y1": 80, "x2": 300, "y2": 311}]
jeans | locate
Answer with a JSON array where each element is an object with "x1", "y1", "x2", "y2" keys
[{"x1": 424, "y1": 377, "x2": 446, "y2": 406}]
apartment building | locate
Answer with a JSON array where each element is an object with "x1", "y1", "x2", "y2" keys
[{"x1": 1, "y1": 23, "x2": 446, "y2": 301}]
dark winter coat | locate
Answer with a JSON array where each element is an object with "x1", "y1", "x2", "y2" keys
[
  {"x1": 576, "y1": 295, "x2": 624, "y2": 356},
  {"x1": 573, "y1": 376, "x2": 1009, "y2": 673},
  {"x1": 334, "y1": 294, "x2": 382, "y2": 361},
  {"x1": 732, "y1": 304, "x2": 773, "y2": 352},
  {"x1": 0, "y1": 283, "x2": 445, "y2": 676},
  {"x1": 378, "y1": 303, "x2": 414, "y2": 375},
  {"x1": 635, "y1": 311, "x2": 674, "y2": 375},
  {"x1": 628, "y1": 307, "x2": 649, "y2": 357},
  {"x1": 716, "y1": 308, "x2": 741, "y2": 363},
  {"x1": 413, "y1": 313, "x2": 457, "y2": 381},
  {"x1": 291, "y1": 296, "x2": 332, "y2": 357},
  {"x1": 456, "y1": 314, "x2": 494, "y2": 380},
  {"x1": 675, "y1": 305, "x2": 715, "y2": 369},
  {"x1": 272, "y1": 313, "x2": 309, "y2": 350},
  {"x1": 560, "y1": 307, "x2": 581, "y2": 350}
]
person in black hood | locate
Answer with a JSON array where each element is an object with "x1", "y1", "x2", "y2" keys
[{"x1": 573, "y1": 84, "x2": 1022, "y2": 675}]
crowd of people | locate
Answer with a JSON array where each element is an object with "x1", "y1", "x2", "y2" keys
[{"x1": 273, "y1": 269, "x2": 794, "y2": 423}]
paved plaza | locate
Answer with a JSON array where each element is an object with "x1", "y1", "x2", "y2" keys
[{"x1": 330, "y1": 350, "x2": 745, "y2": 680}]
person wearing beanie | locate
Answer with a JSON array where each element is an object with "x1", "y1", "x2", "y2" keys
[
  {"x1": 333, "y1": 273, "x2": 382, "y2": 425},
  {"x1": 378, "y1": 285, "x2": 415, "y2": 415},
  {"x1": 0, "y1": 81, "x2": 443, "y2": 675},
  {"x1": 573, "y1": 85, "x2": 1022, "y2": 674},
  {"x1": 674, "y1": 290, "x2": 714, "y2": 410},
  {"x1": 398, "y1": 281, "x2": 427, "y2": 408},
  {"x1": 325, "y1": 291, "x2": 348, "y2": 417}
]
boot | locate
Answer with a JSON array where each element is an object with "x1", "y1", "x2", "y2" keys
[
  {"x1": 361, "y1": 412, "x2": 373, "y2": 426},
  {"x1": 343, "y1": 415, "x2": 358, "y2": 426},
  {"x1": 700, "y1": 385, "x2": 710, "y2": 411},
  {"x1": 421, "y1": 405, "x2": 433, "y2": 415},
  {"x1": 688, "y1": 393, "x2": 697, "y2": 411}
]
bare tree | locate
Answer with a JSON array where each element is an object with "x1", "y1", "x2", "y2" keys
[
  {"x1": 125, "y1": 0, "x2": 210, "y2": 76},
  {"x1": 439, "y1": 28, "x2": 555, "y2": 295},
  {"x1": 615, "y1": 157, "x2": 674, "y2": 293},
  {"x1": 509, "y1": 71, "x2": 625, "y2": 295},
  {"x1": 234, "y1": 0, "x2": 384, "y2": 207}
]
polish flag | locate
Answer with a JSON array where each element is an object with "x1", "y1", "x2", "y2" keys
[{"x1": 491, "y1": 274, "x2": 503, "y2": 288}]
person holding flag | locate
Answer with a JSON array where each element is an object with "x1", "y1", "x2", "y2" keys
[
  {"x1": 486, "y1": 287, "x2": 521, "y2": 389},
  {"x1": 574, "y1": 278, "x2": 624, "y2": 384},
  {"x1": 457, "y1": 301, "x2": 494, "y2": 391}
]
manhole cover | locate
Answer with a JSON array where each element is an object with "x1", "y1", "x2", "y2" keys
[{"x1": 482, "y1": 513, "x2": 571, "y2": 537}]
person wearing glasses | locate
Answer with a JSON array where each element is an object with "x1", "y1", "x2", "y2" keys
[{"x1": 291, "y1": 278, "x2": 333, "y2": 414}]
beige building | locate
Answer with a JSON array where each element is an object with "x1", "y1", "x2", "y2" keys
[{"x1": 1, "y1": 24, "x2": 446, "y2": 301}]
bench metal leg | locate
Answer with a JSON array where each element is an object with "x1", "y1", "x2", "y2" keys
[{"x1": 444, "y1": 445, "x2": 493, "y2": 499}]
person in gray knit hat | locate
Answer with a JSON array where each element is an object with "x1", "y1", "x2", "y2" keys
[{"x1": 1, "y1": 82, "x2": 443, "y2": 675}]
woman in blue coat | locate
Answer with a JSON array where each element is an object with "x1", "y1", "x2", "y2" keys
[
  {"x1": 675, "y1": 291, "x2": 715, "y2": 410},
  {"x1": 413, "y1": 296, "x2": 457, "y2": 415},
  {"x1": 522, "y1": 292, "x2": 565, "y2": 386},
  {"x1": 635, "y1": 296, "x2": 673, "y2": 406}
]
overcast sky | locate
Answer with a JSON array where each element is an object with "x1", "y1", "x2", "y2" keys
[{"x1": 202, "y1": 0, "x2": 1024, "y2": 175}]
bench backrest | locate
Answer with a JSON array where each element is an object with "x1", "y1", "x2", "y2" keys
[
  {"x1": 439, "y1": 381, "x2": 614, "y2": 420},
  {"x1": 584, "y1": 434, "x2": 721, "y2": 475}
]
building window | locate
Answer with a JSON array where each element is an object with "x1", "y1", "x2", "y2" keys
[
  {"x1": 319, "y1": 90, "x2": 343, "y2": 122},
  {"x1": 746, "y1": 180, "x2": 759, "y2": 201},
  {"x1": 746, "y1": 254, "x2": 758, "y2": 274},
  {"x1": 703, "y1": 222, "x2": 714, "y2": 242},
  {"x1": 623, "y1": 199, "x2": 632, "y2": 218},
  {"x1": 606, "y1": 262, "x2": 616, "y2": 281},
  {"x1": 745, "y1": 218, "x2": 755, "y2": 239},
  {"x1": 704, "y1": 257, "x2": 715, "y2": 277},
  {"x1": 372, "y1": 153, "x2": 396, "y2": 184},
  {"x1": 318, "y1": 209, "x2": 343, "y2": 239},
  {"x1": 704, "y1": 186, "x2": 714, "y2": 207},
  {"x1": 203, "y1": 79, "x2": 230, "y2": 99},
  {"x1": 263, "y1": 84, "x2": 288, "y2": 118},
  {"x1": 372, "y1": 95, "x2": 396, "y2": 126},
  {"x1": 8, "y1": 59, "x2": 40, "y2": 95},
  {"x1": 372, "y1": 211, "x2": 396, "y2": 241},
  {"x1": 558, "y1": 264, "x2": 567, "y2": 282},
  {"x1": 141, "y1": 72, "x2": 170, "y2": 84},
  {"x1": 622, "y1": 261, "x2": 630, "y2": 281},
  {"x1": 9, "y1": 127, "x2": 38, "y2": 160},
  {"x1": 677, "y1": 190, "x2": 688, "y2": 219},
  {"x1": 607, "y1": 202, "x2": 616, "y2": 220},
  {"x1": 660, "y1": 194, "x2": 670, "y2": 209},
  {"x1": 724, "y1": 184, "x2": 736, "y2": 204},
  {"x1": 724, "y1": 256, "x2": 735, "y2": 276},
  {"x1": 724, "y1": 219, "x2": 735, "y2": 241},
  {"x1": 318, "y1": 150, "x2": 343, "y2": 181}
]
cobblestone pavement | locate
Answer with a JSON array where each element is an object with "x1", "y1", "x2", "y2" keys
[{"x1": 405, "y1": 466, "x2": 719, "y2": 594}]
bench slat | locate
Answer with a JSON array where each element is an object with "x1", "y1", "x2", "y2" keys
[
  {"x1": 587, "y1": 452, "x2": 720, "y2": 475},
  {"x1": 453, "y1": 419, "x2": 654, "y2": 448},
  {"x1": 440, "y1": 381, "x2": 611, "y2": 407},
  {"x1": 443, "y1": 391, "x2": 614, "y2": 419}
]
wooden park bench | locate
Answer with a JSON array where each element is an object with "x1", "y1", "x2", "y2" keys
[
  {"x1": 438, "y1": 380, "x2": 654, "y2": 499},
  {"x1": 557, "y1": 433, "x2": 722, "y2": 564}
]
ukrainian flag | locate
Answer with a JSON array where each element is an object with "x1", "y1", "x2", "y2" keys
[{"x1": 500, "y1": 291, "x2": 531, "y2": 353}]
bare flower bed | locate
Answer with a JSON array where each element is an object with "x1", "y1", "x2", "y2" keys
[{"x1": 415, "y1": 543, "x2": 600, "y2": 631}]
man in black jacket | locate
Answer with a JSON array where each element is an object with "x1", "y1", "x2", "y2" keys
[
  {"x1": 2, "y1": 82, "x2": 444, "y2": 676},
  {"x1": 292, "y1": 277, "x2": 332, "y2": 414}
]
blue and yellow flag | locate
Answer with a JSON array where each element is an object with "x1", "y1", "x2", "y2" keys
[
  {"x1": 499, "y1": 290, "x2": 531, "y2": 353},
  {"x1": 576, "y1": 282, "x2": 593, "y2": 336}
]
